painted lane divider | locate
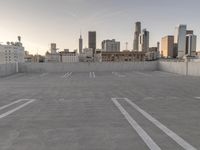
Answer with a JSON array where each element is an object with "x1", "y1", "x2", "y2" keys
[
  {"x1": 194, "y1": 97, "x2": 200, "y2": 99},
  {"x1": 0, "y1": 99, "x2": 30, "y2": 111},
  {"x1": 0, "y1": 99, "x2": 36, "y2": 120},
  {"x1": 93, "y1": 72, "x2": 95, "y2": 78},
  {"x1": 62, "y1": 72, "x2": 72, "y2": 79},
  {"x1": 112, "y1": 72, "x2": 126, "y2": 78},
  {"x1": 111, "y1": 98, "x2": 161, "y2": 150},
  {"x1": 124, "y1": 98, "x2": 197, "y2": 150},
  {"x1": 89, "y1": 72, "x2": 95, "y2": 78},
  {"x1": 40, "y1": 73, "x2": 48, "y2": 77},
  {"x1": 66, "y1": 72, "x2": 72, "y2": 79},
  {"x1": 89, "y1": 72, "x2": 92, "y2": 78}
]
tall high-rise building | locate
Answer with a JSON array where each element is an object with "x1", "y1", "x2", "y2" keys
[
  {"x1": 157, "y1": 42, "x2": 160, "y2": 52},
  {"x1": 161, "y1": 36, "x2": 174, "y2": 58},
  {"x1": 79, "y1": 34, "x2": 83, "y2": 54},
  {"x1": 88, "y1": 31, "x2": 96, "y2": 57},
  {"x1": 133, "y1": 22, "x2": 141, "y2": 51},
  {"x1": 102, "y1": 39, "x2": 120, "y2": 52},
  {"x1": 139, "y1": 29, "x2": 149, "y2": 52},
  {"x1": 174, "y1": 25, "x2": 187, "y2": 58},
  {"x1": 186, "y1": 34, "x2": 197, "y2": 56},
  {"x1": 51, "y1": 43, "x2": 57, "y2": 54}
]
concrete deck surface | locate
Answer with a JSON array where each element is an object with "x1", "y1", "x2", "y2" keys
[{"x1": 0, "y1": 71, "x2": 200, "y2": 150}]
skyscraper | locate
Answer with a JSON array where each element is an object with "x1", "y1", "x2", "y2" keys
[
  {"x1": 161, "y1": 36, "x2": 174, "y2": 58},
  {"x1": 174, "y1": 25, "x2": 187, "y2": 58},
  {"x1": 186, "y1": 34, "x2": 197, "y2": 56},
  {"x1": 88, "y1": 31, "x2": 96, "y2": 57},
  {"x1": 133, "y1": 22, "x2": 141, "y2": 51},
  {"x1": 139, "y1": 29, "x2": 149, "y2": 52},
  {"x1": 50, "y1": 43, "x2": 57, "y2": 54},
  {"x1": 79, "y1": 34, "x2": 83, "y2": 54}
]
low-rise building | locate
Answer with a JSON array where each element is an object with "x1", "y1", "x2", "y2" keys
[
  {"x1": 45, "y1": 44, "x2": 79, "y2": 63},
  {"x1": 79, "y1": 48, "x2": 94, "y2": 62},
  {"x1": 101, "y1": 51, "x2": 145, "y2": 62},
  {"x1": 59, "y1": 49, "x2": 78, "y2": 63},
  {"x1": 146, "y1": 46, "x2": 159, "y2": 61},
  {"x1": 102, "y1": 39, "x2": 120, "y2": 52},
  {"x1": 196, "y1": 51, "x2": 200, "y2": 57},
  {"x1": 24, "y1": 51, "x2": 34, "y2": 62},
  {"x1": 25, "y1": 51, "x2": 45, "y2": 63},
  {"x1": 0, "y1": 37, "x2": 25, "y2": 64},
  {"x1": 45, "y1": 43, "x2": 60, "y2": 62},
  {"x1": 45, "y1": 51, "x2": 60, "y2": 62}
]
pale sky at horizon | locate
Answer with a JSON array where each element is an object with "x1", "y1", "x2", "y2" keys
[{"x1": 0, "y1": 0, "x2": 199, "y2": 55}]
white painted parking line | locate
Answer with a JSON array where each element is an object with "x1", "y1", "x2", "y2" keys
[
  {"x1": 119, "y1": 74, "x2": 126, "y2": 78},
  {"x1": 194, "y1": 97, "x2": 200, "y2": 99},
  {"x1": 62, "y1": 72, "x2": 72, "y2": 79},
  {"x1": 112, "y1": 72, "x2": 115, "y2": 76},
  {"x1": 67, "y1": 72, "x2": 72, "y2": 79},
  {"x1": 154, "y1": 71, "x2": 180, "y2": 77},
  {"x1": 89, "y1": 72, "x2": 95, "y2": 78},
  {"x1": 135, "y1": 71, "x2": 152, "y2": 77},
  {"x1": 124, "y1": 98, "x2": 197, "y2": 150},
  {"x1": 0, "y1": 99, "x2": 30, "y2": 111},
  {"x1": 0, "y1": 99, "x2": 36, "y2": 120},
  {"x1": 89, "y1": 72, "x2": 92, "y2": 78},
  {"x1": 40, "y1": 73, "x2": 48, "y2": 77},
  {"x1": 93, "y1": 72, "x2": 96, "y2": 78},
  {"x1": 62, "y1": 72, "x2": 68, "y2": 78},
  {"x1": 112, "y1": 72, "x2": 126, "y2": 78},
  {"x1": 111, "y1": 98, "x2": 161, "y2": 150}
]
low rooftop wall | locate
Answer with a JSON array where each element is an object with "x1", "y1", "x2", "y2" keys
[
  {"x1": 2, "y1": 61, "x2": 200, "y2": 77},
  {"x1": 158, "y1": 61, "x2": 200, "y2": 76},
  {"x1": 0, "y1": 63, "x2": 17, "y2": 77},
  {"x1": 18, "y1": 61, "x2": 158, "y2": 73}
]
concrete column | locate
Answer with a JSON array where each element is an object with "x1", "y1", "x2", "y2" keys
[{"x1": 16, "y1": 62, "x2": 19, "y2": 73}]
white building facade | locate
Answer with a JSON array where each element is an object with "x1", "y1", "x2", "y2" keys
[
  {"x1": 0, "y1": 42, "x2": 25, "y2": 64},
  {"x1": 139, "y1": 29, "x2": 149, "y2": 52},
  {"x1": 186, "y1": 34, "x2": 197, "y2": 57},
  {"x1": 60, "y1": 50, "x2": 79, "y2": 63}
]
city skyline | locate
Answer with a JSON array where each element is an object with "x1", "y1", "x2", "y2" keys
[{"x1": 0, "y1": 0, "x2": 200, "y2": 55}]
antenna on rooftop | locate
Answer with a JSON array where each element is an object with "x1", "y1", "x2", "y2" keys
[{"x1": 18, "y1": 36, "x2": 21, "y2": 42}]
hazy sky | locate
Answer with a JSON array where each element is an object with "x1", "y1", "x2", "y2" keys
[{"x1": 0, "y1": 0, "x2": 199, "y2": 55}]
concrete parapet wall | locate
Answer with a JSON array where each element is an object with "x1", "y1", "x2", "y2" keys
[
  {"x1": 18, "y1": 61, "x2": 158, "y2": 73},
  {"x1": 2, "y1": 61, "x2": 200, "y2": 77},
  {"x1": 158, "y1": 61, "x2": 187, "y2": 75},
  {"x1": 188, "y1": 62, "x2": 200, "y2": 76},
  {"x1": 159, "y1": 61, "x2": 200, "y2": 76},
  {"x1": 0, "y1": 63, "x2": 17, "y2": 77}
]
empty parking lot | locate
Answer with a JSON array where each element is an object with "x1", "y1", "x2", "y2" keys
[{"x1": 0, "y1": 71, "x2": 200, "y2": 150}]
